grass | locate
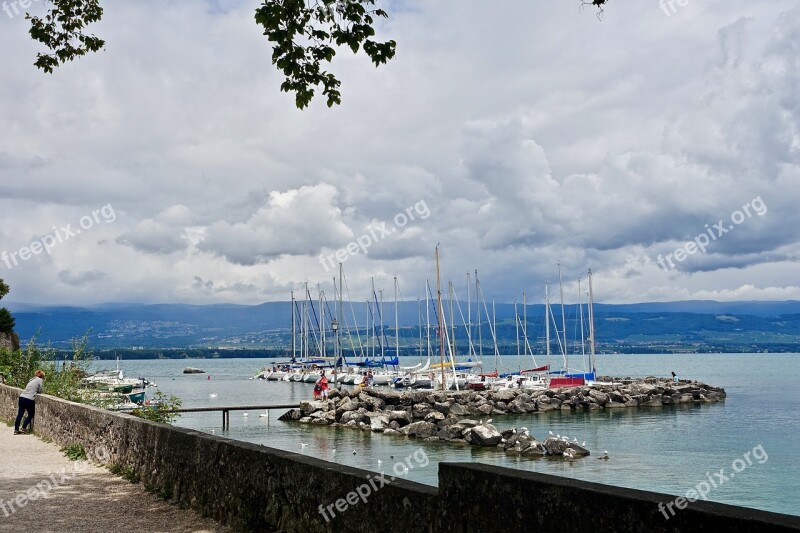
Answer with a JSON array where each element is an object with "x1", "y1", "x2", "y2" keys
[
  {"x1": 61, "y1": 443, "x2": 87, "y2": 461},
  {"x1": 109, "y1": 462, "x2": 140, "y2": 484}
]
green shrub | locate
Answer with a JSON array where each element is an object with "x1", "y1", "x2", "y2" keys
[
  {"x1": 61, "y1": 443, "x2": 87, "y2": 461},
  {"x1": 109, "y1": 463, "x2": 140, "y2": 483},
  {"x1": 0, "y1": 308, "x2": 14, "y2": 334},
  {"x1": 131, "y1": 391, "x2": 182, "y2": 424}
]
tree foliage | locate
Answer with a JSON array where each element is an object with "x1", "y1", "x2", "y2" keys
[
  {"x1": 255, "y1": 0, "x2": 396, "y2": 108},
  {"x1": 131, "y1": 391, "x2": 182, "y2": 424},
  {"x1": 0, "y1": 309, "x2": 15, "y2": 335},
  {"x1": 22, "y1": 1, "x2": 608, "y2": 109},
  {"x1": 0, "y1": 279, "x2": 13, "y2": 335},
  {"x1": 27, "y1": 0, "x2": 105, "y2": 74}
]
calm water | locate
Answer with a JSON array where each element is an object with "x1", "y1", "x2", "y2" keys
[{"x1": 102, "y1": 354, "x2": 800, "y2": 517}]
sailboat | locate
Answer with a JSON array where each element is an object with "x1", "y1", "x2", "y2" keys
[{"x1": 547, "y1": 268, "x2": 598, "y2": 388}]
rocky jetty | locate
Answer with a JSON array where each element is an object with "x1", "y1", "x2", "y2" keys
[
  {"x1": 183, "y1": 367, "x2": 206, "y2": 374},
  {"x1": 278, "y1": 377, "x2": 725, "y2": 459}
]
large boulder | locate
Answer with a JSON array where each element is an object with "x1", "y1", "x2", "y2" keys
[
  {"x1": 402, "y1": 421, "x2": 438, "y2": 438},
  {"x1": 412, "y1": 403, "x2": 433, "y2": 418},
  {"x1": 543, "y1": 437, "x2": 590, "y2": 457},
  {"x1": 437, "y1": 425, "x2": 465, "y2": 441},
  {"x1": 339, "y1": 411, "x2": 366, "y2": 425},
  {"x1": 369, "y1": 414, "x2": 389, "y2": 432},
  {"x1": 437, "y1": 416, "x2": 459, "y2": 428},
  {"x1": 400, "y1": 391, "x2": 430, "y2": 406},
  {"x1": 358, "y1": 392, "x2": 385, "y2": 411},
  {"x1": 300, "y1": 400, "x2": 330, "y2": 416},
  {"x1": 470, "y1": 425, "x2": 503, "y2": 447},
  {"x1": 476, "y1": 403, "x2": 494, "y2": 415},
  {"x1": 424, "y1": 411, "x2": 446, "y2": 423},
  {"x1": 386, "y1": 410, "x2": 413, "y2": 426},
  {"x1": 369, "y1": 389, "x2": 403, "y2": 405},
  {"x1": 448, "y1": 403, "x2": 467, "y2": 416},
  {"x1": 433, "y1": 401, "x2": 452, "y2": 414},
  {"x1": 490, "y1": 389, "x2": 517, "y2": 402},
  {"x1": 335, "y1": 397, "x2": 359, "y2": 416},
  {"x1": 588, "y1": 390, "x2": 609, "y2": 406}
]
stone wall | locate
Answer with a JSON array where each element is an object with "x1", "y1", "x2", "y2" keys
[
  {"x1": 2, "y1": 384, "x2": 798, "y2": 533},
  {"x1": 435, "y1": 463, "x2": 800, "y2": 533},
  {"x1": 0, "y1": 331, "x2": 20, "y2": 352}
]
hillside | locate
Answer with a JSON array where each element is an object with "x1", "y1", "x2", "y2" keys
[{"x1": 5, "y1": 300, "x2": 800, "y2": 356}]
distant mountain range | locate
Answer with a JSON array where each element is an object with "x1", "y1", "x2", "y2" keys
[{"x1": 4, "y1": 299, "x2": 800, "y2": 355}]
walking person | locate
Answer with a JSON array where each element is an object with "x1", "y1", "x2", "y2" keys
[{"x1": 15, "y1": 370, "x2": 45, "y2": 435}]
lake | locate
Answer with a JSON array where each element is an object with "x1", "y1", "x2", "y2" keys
[{"x1": 101, "y1": 353, "x2": 800, "y2": 517}]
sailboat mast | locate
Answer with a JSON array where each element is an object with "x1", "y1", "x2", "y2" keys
[
  {"x1": 336, "y1": 264, "x2": 343, "y2": 387},
  {"x1": 476, "y1": 270, "x2": 482, "y2": 358},
  {"x1": 558, "y1": 263, "x2": 568, "y2": 373},
  {"x1": 435, "y1": 246, "x2": 445, "y2": 391},
  {"x1": 515, "y1": 300, "x2": 520, "y2": 371},
  {"x1": 523, "y1": 291, "x2": 527, "y2": 357},
  {"x1": 578, "y1": 277, "x2": 586, "y2": 366},
  {"x1": 588, "y1": 269, "x2": 597, "y2": 374},
  {"x1": 394, "y1": 276, "x2": 399, "y2": 359},
  {"x1": 417, "y1": 297, "x2": 423, "y2": 362},
  {"x1": 425, "y1": 280, "x2": 431, "y2": 358},
  {"x1": 466, "y1": 272, "x2": 472, "y2": 356},
  {"x1": 493, "y1": 298, "x2": 498, "y2": 372},
  {"x1": 545, "y1": 283, "x2": 551, "y2": 373},
  {"x1": 449, "y1": 280, "x2": 455, "y2": 357},
  {"x1": 320, "y1": 285, "x2": 325, "y2": 358},
  {"x1": 291, "y1": 291, "x2": 296, "y2": 361},
  {"x1": 379, "y1": 288, "x2": 385, "y2": 361}
]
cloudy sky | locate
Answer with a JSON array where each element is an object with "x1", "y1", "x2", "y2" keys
[{"x1": 1, "y1": 0, "x2": 799, "y2": 307}]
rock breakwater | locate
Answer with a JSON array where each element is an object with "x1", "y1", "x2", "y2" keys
[{"x1": 278, "y1": 377, "x2": 726, "y2": 459}]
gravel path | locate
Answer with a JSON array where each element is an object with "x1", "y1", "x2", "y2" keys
[{"x1": 0, "y1": 424, "x2": 230, "y2": 533}]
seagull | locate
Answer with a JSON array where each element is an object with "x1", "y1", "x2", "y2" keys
[
  {"x1": 549, "y1": 431, "x2": 554, "y2": 436},
  {"x1": 209, "y1": 393, "x2": 218, "y2": 398},
  {"x1": 511, "y1": 428, "x2": 517, "y2": 434},
  {"x1": 556, "y1": 434, "x2": 560, "y2": 439},
  {"x1": 602, "y1": 451, "x2": 609, "y2": 460},
  {"x1": 243, "y1": 412, "x2": 248, "y2": 417},
  {"x1": 485, "y1": 419, "x2": 493, "y2": 425},
  {"x1": 572, "y1": 437, "x2": 578, "y2": 443},
  {"x1": 211, "y1": 429, "x2": 215, "y2": 434},
  {"x1": 563, "y1": 448, "x2": 576, "y2": 460},
  {"x1": 259, "y1": 410, "x2": 269, "y2": 418},
  {"x1": 377, "y1": 460, "x2": 383, "y2": 466},
  {"x1": 300, "y1": 443, "x2": 308, "y2": 449},
  {"x1": 332, "y1": 449, "x2": 336, "y2": 454},
  {"x1": 581, "y1": 441, "x2": 586, "y2": 447}
]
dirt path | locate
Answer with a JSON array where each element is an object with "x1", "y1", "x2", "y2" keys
[{"x1": 0, "y1": 424, "x2": 230, "y2": 533}]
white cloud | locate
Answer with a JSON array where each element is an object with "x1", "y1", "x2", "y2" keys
[{"x1": 1, "y1": 0, "x2": 799, "y2": 306}]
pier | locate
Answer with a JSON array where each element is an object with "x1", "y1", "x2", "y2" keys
[{"x1": 165, "y1": 404, "x2": 300, "y2": 429}]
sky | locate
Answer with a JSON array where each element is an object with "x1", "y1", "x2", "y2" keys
[{"x1": 1, "y1": 0, "x2": 799, "y2": 307}]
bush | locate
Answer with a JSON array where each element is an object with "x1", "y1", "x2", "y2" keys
[
  {"x1": 0, "y1": 308, "x2": 15, "y2": 334},
  {"x1": 131, "y1": 391, "x2": 182, "y2": 424},
  {"x1": 62, "y1": 443, "x2": 87, "y2": 461}
]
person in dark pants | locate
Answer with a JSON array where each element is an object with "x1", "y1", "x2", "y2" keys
[{"x1": 15, "y1": 370, "x2": 45, "y2": 435}]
